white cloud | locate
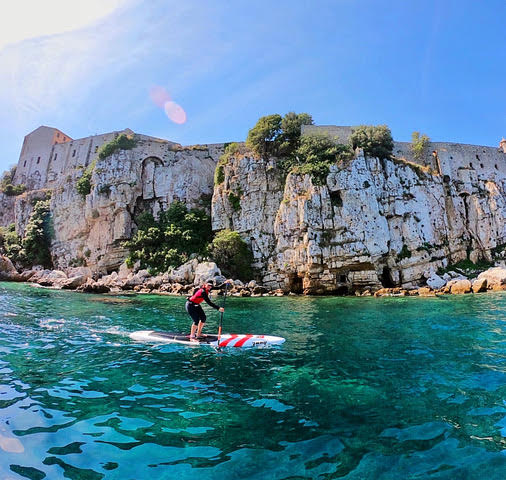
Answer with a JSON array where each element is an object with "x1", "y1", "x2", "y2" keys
[{"x1": 0, "y1": 0, "x2": 131, "y2": 51}]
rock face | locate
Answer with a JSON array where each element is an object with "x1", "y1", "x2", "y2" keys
[
  {"x1": 2, "y1": 126, "x2": 506, "y2": 294},
  {"x1": 0, "y1": 193, "x2": 15, "y2": 226},
  {"x1": 212, "y1": 149, "x2": 506, "y2": 293},
  {"x1": 47, "y1": 139, "x2": 223, "y2": 273}
]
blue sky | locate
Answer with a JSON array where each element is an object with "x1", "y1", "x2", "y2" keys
[{"x1": 0, "y1": 0, "x2": 505, "y2": 172}]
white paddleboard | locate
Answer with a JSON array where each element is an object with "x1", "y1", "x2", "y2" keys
[{"x1": 129, "y1": 330, "x2": 285, "y2": 348}]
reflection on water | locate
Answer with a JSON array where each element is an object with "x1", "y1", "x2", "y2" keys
[{"x1": 1, "y1": 282, "x2": 506, "y2": 478}]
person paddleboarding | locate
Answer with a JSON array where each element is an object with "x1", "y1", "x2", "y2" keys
[{"x1": 186, "y1": 282, "x2": 227, "y2": 342}]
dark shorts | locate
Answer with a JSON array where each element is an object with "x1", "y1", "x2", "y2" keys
[{"x1": 186, "y1": 301, "x2": 206, "y2": 325}]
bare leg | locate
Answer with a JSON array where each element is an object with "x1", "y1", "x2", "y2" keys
[
  {"x1": 196, "y1": 321, "x2": 206, "y2": 337},
  {"x1": 190, "y1": 323, "x2": 197, "y2": 338}
]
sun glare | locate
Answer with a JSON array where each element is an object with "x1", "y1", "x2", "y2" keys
[
  {"x1": 150, "y1": 85, "x2": 187, "y2": 124},
  {"x1": 0, "y1": 0, "x2": 129, "y2": 51}
]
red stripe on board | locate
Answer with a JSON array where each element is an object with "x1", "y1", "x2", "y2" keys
[
  {"x1": 219, "y1": 334, "x2": 238, "y2": 348},
  {"x1": 233, "y1": 335, "x2": 253, "y2": 347}
]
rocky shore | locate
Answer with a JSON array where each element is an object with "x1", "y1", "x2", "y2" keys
[{"x1": 1, "y1": 254, "x2": 505, "y2": 298}]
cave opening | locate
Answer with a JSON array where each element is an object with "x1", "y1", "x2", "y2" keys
[
  {"x1": 288, "y1": 274, "x2": 303, "y2": 294},
  {"x1": 380, "y1": 266, "x2": 395, "y2": 288},
  {"x1": 329, "y1": 190, "x2": 343, "y2": 208}
]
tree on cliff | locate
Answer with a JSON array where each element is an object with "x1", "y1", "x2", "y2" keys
[
  {"x1": 350, "y1": 125, "x2": 394, "y2": 159},
  {"x1": 246, "y1": 112, "x2": 313, "y2": 158}
]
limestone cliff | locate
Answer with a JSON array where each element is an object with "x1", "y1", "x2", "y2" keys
[
  {"x1": 0, "y1": 193, "x2": 15, "y2": 226},
  {"x1": 2, "y1": 126, "x2": 505, "y2": 294},
  {"x1": 47, "y1": 141, "x2": 223, "y2": 272},
  {"x1": 211, "y1": 147, "x2": 506, "y2": 293}
]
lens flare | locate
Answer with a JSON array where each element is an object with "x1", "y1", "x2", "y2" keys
[
  {"x1": 149, "y1": 85, "x2": 171, "y2": 108},
  {"x1": 164, "y1": 101, "x2": 187, "y2": 124},
  {"x1": 150, "y1": 85, "x2": 187, "y2": 124}
]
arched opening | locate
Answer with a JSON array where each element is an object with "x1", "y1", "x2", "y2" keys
[{"x1": 141, "y1": 156, "x2": 163, "y2": 200}]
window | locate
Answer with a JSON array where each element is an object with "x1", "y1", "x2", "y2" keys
[
  {"x1": 37, "y1": 157, "x2": 40, "y2": 164},
  {"x1": 54, "y1": 153, "x2": 57, "y2": 160},
  {"x1": 57, "y1": 133, "x2": 60, "y2": 138},
  {"x1": 23, "y1": 160, "x2": 26, "y2": 167},
  {"x1": 72, "y1": 150, "x2": 76, "y2": 157}
]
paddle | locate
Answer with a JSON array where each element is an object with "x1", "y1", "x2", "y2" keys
[{"x1": 217, "y1": 282, "x2": 229, "y2": 347}]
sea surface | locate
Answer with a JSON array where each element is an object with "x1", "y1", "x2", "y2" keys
[{"x1": 1, "y1": 282, "x2": 506, "y2": 479}]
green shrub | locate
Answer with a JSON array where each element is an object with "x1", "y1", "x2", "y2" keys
[
  {"x1": 23, "y1": 199, "x2": 52, "y2": 268},
  {"x1": 0, "y1": 224, "x2": 23, "y2": 263},
  {"x1": 411, "y1": 131, "x2": 430, "y2": 161},
  {"x1": 437, "y1": 258, "x2": 492, "y2": 278},
  {"x1": 76, "y1": 159, "x2": 96, "y2": 197},
  {"x1": 350, "y1": 125, "x2": 394, "y2": 159},
  {"x1": 214, "y1": 166, "x2": 225, "y2": 185},
  {"x1": 0, "y1": 166, "x2": 26, "y2": 196},
  {"x1": 123, "y1": 201, "x2": 212, "y2": 274},
  {"x1": 98, "y1": 133, "x2": 136, "y2": 160},
  {"x1": 291, "y1": 134, "x2": 353, "y2": 185},
  {"x1": 396, "y1": 244, "x2": 412, "y2": 261},
  {"x1": 228, "y1": 192, "x2": 241, "y2": 211},
  {"x1": 214, "y1": 143, "x2": 240, "y2": 185},
  {"x1": 208, "y1": 229, "x2": 253, "y2": 280},
  {"x1": 246, "y1": 112, "x2": 313, "y2": 158}
]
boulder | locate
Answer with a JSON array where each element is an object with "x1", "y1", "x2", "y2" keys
[
  {"x1": 61, "y1": 275, "x2": 88, "y2": 289},
  {"x1": 0, "y1": 255, "x2": 21, "y2": 281},
  {"x1": 450, "y1": 279, "x2": 472, "y2": 294},
  {"x1": 77, "y1": 279, "x2": 110, "y2": 293},
  {"x1": 19, "y1": 270, "x2": 38, "y2": 281},
  {"x1": 252, "y1": 285, "x2": 270, "y2": 295},
  {"x1": 471, "y1": 277, "x2": 488, "y2": 293},
  {"x1": 169, "y1": 258, "x2": 198, "y2": 284},
  {"x1": 145, "y1": 275, "x2": 164, "y2": 289},
  {"x1": 417, "y1": 287, "x2": 435, "y2": 297},
  {"x1": 426, "y1": 272, "x2": 446, "y2": 290},
  {"x1": 36, "y1": 270, "x2": 67, "y2": 287},
  {"x1": 66, "y1": 266, "x2": 92, "y2": 280},
  {"x1": 477, "y1": 267, "x2": 506, "y2": 288},
  {"x1": 118, "y1": 261, "x2": 134, "y2": 280},
  {"x1": 193, "y1": 261, "x2": 222, "y2": 286},
  {"x1": 136, "y1": 269, "x2": 151, "y2": 279},
  {"x1": 448, "y1": 271, "x2": 467, "y2": 280}
]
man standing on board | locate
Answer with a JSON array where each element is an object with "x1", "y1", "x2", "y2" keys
[{"x1": 186, "y1": 282, "x2": 224, "y2": 341}]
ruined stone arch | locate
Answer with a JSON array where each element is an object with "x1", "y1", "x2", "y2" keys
[{"x1": 141, "y1": 156, "x2": 163, "y2": 200}]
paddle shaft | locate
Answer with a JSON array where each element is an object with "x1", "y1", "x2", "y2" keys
[{"x1": 217, "y1": 283, "x2": 229, "y2": 344}]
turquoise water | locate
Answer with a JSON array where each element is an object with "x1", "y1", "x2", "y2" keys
[{"x1": 1, "y1": 283, "x2": 506, "y2": 479}]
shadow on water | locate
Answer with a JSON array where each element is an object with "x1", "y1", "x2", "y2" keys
[{"x1": 1, "y1": 282, "x2": 506, "y2": 478}]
